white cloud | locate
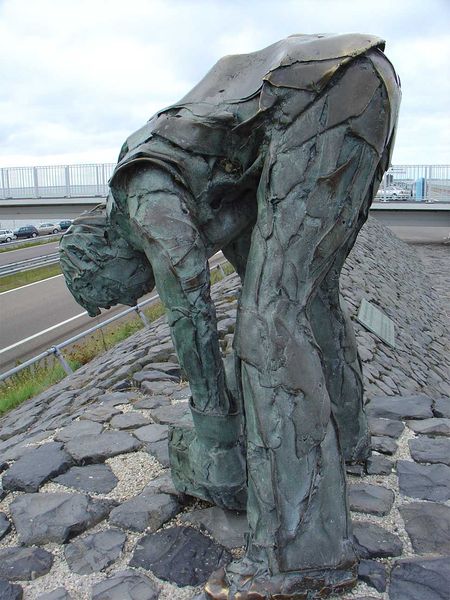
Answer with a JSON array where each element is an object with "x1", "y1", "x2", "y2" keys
[{"x1": 0, "y1": 0, "x2": 449, "y2": 166}]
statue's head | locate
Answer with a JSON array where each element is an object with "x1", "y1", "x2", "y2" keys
[{"x1": 59, "y1": 210, "x2": 154, "y2": 316}]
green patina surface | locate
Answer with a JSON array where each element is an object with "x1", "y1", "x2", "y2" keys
[{"x1": 60, "y1": 34, "x2": 401, "y2": 599}]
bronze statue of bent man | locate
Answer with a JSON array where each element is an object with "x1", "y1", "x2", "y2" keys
[{"x1": 60, "y1": 33, "x2": 401, "y2": 600}]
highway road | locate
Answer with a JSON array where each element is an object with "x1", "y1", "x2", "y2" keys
[
  {"x1": 0, "y1": 240, "x2": 60, "y2": 268},
  {"x1": 0, "y1": 254, "x2": 226, "y2": 375},
  {"x1": 0, "y1": 274, "x2": 153, "y2": 373}
]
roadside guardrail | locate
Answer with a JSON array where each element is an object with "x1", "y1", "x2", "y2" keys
[{"x1": 0, "y1": 253, "x2": 60, "y2": 277}]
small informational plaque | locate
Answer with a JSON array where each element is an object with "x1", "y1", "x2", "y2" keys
[{"x1": 357, "y1": 299, "x2": 395, "y2": 348}]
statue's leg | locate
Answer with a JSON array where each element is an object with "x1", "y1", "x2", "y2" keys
[
  {"x1": 310, "y1": 253, "x2": 370, "y2": 464},
  {"x1": 121, "y1": 166, "x2": 247, "y2": 509},
  {"x1": 205, "y1": 53, "x2": 398, "y2": 599},
  {"x1": 310, "y1": 109, "x2": 395, "y2": 466},
  {"x1": 222, "y1": 223, "x2": 254, "y2": 281}
]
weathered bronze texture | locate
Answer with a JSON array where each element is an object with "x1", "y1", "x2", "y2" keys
[{"x1": 60, "y1": 33, "x2": 400, "y2": 599}]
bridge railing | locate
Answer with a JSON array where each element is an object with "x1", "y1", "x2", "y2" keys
[
  {"x1": 1, "y1": 162, "x2": 449, "y2": 202},
  {"x1": 0, "y1": 163, "x2": 115, "y2": 200},
  {"x1": 376, "y1": 164, "x2": 450, "y2": 202}
]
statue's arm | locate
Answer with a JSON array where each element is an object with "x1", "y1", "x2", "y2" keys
[{"x1": 123, "y1": 166, "x2": 232, "y2": 415}]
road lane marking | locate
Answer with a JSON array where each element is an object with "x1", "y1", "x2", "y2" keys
[
  {"x1": 0, "y1": 311, "x2": 87, "y2": 354},
  {"x1": 0, "y1": 274, "x2": 64, "y2": 295}
]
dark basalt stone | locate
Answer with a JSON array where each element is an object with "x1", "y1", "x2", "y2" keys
[
  {"x1": 132, "y1": 423, "x2": 168, "y2": 443},
  {"x1": 406, "y1": 418, "x2": 450, "y2": 437},
  {"x1": 399, "y1": 501, "x2": 450, "y2": 553},
  {"x1": 409, "y1": 436, "x2": 450, "y2": 465},
  {"x1": 397, "y1": 460, "x2": 450, "y2": 501},
  {"x1": 133, "y1": 395, "x2": 171, "y2": 409},
  {"x1": 0, "y1": 579, "x2": 23, "y2": 600},
  {"x1": 0, "y1": 414, "x2": 38, "y2": 441},
  {"x1": 132, "y1": 369, "x2": 178, "y2": 385},
  {"x1": 352, "y1": 521, "x2": 403, "y2": 558},
  {"x1": 10, "y1": 492, "x2": 114, "y2": 545},
  {"x1": 109, "y1": 412, "x2": 150, "y2": 430},
  {"x1": 390, "y1": 556, "x2": 450, "y2": 600},
  {"x1": 91, "y1": 569, "x2": 159, "y2": 600},
  {"x1": 130, "y1": 526, "x2": 232, "y2": 586},
  {"x1": 54, "y1": 420, "x2": 103, "y2": 443},
  {"x1": 80, "y1": 405, "x2": 121, "y2": 423},
  {"x1": 64, "y1": 529, "x2": 126, "y2": 574},
  {"x1": 0, "y1": 512, "x2": 11, "y2": 541},
  {"x1": 0, "y1": 546, "x2": 53, "y2": 581},
  {"x1": 433, "y1": 397, "x2": 450, "y2": 418},
  {"x1": 2, "y1": 442, "x2": 73, "y2": 492},
  {"x1": 143, "y1": 473, "x2": 181, "y2": 497},
  {"x1": 181, "y1": 506, "x2": 248, "y2": 549},
  {"x1": 367, "y1": 395, "x2": 433, "y2": 421},
  {"x1": 366, "y1": 454, "x2": 393, "y2": 475},
  {"x1": 99, "y1": 391, "x2": 140, "y2": 405},
  {"x1": 148, "y1": 403, "x2": 193, "y2": 427},
  {"x1": 109, "y1": 379, "x2": 133, "y2": 392},
  {"x1": 171, "y1": 387, "x2": 192, "y2": 401},
  {"x1": 65, "y1": 431, "x2": 141, "y2": 464},
  {"x1": 109, "y1": 492, "x2": 179, "y2": 533},
  {"x1": 349, "y1": 483, "x2": 395, "y2": 516},
  {"x1": 346, "y1": 464, "x2": 365, "y2": 477},
  {"x1": 53, "y1": 463, "x2": 118, "y2": 494},
  {"x1": 144, "y1": 439, "x2": 170, "y2": 467},
  {"x1": 368, "y1": 417, "x2": 404, "y2": 438},
  {"x1": 147, "y1": 361, "x2": 181, "y2": 377},
  {"x1": 371, "y1": 435, "x2": 398, "y2": 455},
  {"x1": 140, "y1": 381, "x2": 178, "y2": 395},
  {"x1": 358, "y1": 559, "x2": 387, "y2": 592}
]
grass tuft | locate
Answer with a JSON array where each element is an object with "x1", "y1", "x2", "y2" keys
[
  {"x1": 0, "y1": 264, "x2": 62, "y2": 293},
  {"x1": 0, "y1": 359, "x2": 77, "y2": 415}
]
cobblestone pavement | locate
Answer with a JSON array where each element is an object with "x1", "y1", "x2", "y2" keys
[{"x1": 0, "y1": 219, "x2": 449, "y2": 600}]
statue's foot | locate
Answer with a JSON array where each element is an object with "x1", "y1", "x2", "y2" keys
[
  {"x1": 168, "y1": 409, "x2": 247, "y2": 511},
  {"x1": 204, "y1": 557, "x2": 358, "y2": 600}
]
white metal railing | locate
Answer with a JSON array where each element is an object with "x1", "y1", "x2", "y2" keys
[
  {"x1": 376, "y1": 164, "x2": 450, "y2": 203},
  {"x1": 1, "y1": 163, "x2": 449, "y2": 203},
  {"x1": 0, "y1": 163, "x2": 115, "y2": 199}
]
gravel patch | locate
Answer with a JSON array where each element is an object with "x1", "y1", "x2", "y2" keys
[{"x1": 105, "y1": 452, "x2": 165, "y2": 502}]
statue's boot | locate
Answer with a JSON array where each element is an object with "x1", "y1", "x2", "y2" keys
[
  {"x1": 168, "y1": 403, "x2": 247, "y2": 510},
  {"x1": 204, "y1": 557, "x2": 358, "y2": 600}
]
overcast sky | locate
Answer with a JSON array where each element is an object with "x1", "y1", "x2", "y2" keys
[{"x1": 1, "y1": 0, "x2": 449, "y2": 168}]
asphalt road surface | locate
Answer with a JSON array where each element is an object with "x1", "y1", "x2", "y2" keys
[
  {"x1": 0, "y1": 274, "x2": 153, "y2": 373},
  {"x1": 0, "y1": 254, "x2": 226, "y2": 375},
  {"x1": 0, "y1": 241, "x2": 60, "y2": 268}
]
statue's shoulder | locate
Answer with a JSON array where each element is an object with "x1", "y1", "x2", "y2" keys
[{"x1": 174, "y1": 33, "x2": 385, "y2": 105}]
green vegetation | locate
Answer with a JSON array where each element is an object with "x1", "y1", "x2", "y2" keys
[
  {"x1": 0, "y1": 359, "x2": 77, "y2": 415},
  {"x1": 210, "y1": 261, "x2": 234, "y2": 283},
  {"x1": 0, "y1": 263, "x2": 62, "y2": 293},
  {"x1": 0, "y1": 262, "x2": 235, "y2": 415}
]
